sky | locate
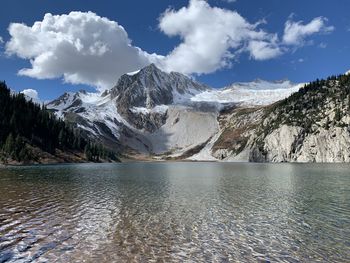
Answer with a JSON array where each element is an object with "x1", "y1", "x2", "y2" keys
[{"x1": 0, "y1": 0, "x2": 350, "y2": 101}]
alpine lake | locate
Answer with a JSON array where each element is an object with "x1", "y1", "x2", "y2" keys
[{"x1": 0, "y1": 162, "x2": 349, "y2": 262}]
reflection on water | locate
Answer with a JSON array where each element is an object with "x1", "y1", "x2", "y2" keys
[{"x1": 0, "y1": 163, "x2": 349, "y2": 262}]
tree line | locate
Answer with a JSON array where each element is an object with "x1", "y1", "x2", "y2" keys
[
  {"x1": 0, "y1": 81, "x2": 118, "y2": 163},
  {"x1": 261, "y1": 73, "x2": 350, "y2": 137}
]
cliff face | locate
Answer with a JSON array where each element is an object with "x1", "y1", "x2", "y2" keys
[
  {"x1": 245, "y1": 75, "x2": 350, "y2": 162},
  {"x1": 196, "y1": 74, "x2": 350, "y2": 163},
  {"x1": 207, "y1": 107, "x2": 263, "y2": 161},
  {"x1": 249, "y1": 125, "x2": 350, "y2": 162}
]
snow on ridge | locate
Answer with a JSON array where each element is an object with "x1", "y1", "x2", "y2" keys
[
  {"x1": 130, "y1": 105, "x2": 169, "y2": 114},
  {"x1": 172, "y1": 86, "x2": 202, "y2": 104},
  {"x1": 191, "y1": 80, "x2": 305, "y2": 106},
  {"x1": 48, "y1": 77, "x2": 305, "y2": 112},
  {"x1": 47, "y1": 88, "x2": 141, "y2": 139},
  {"x1": 126, "y1": 69, "x2": 141, "y2": 76},
  {"x1": 226, "y1": 79, "x2": 296, "y2": 90},
  {"x1": 78, "y1": 91, "x2": 111, "y2": 106}
]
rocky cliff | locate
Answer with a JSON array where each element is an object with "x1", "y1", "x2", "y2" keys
[
  {"x1": 250, "y1": 125, "x2": 350, "y2": 162},
  {"x1": 248, "y1": 75, "x2": 350, "y2": 162},
  {"x1": 191, "y1": 74, "x2": 350, "y2": 163}
]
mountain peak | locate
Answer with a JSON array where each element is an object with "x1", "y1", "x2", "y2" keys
[
  {"x1": 142, "y1": 63, "x2": 159, "y2": 71},
  {"x1": 125, "y1": 64, "x2": 162, "y2": 77},
  {"x1": 139, "y1": 63, "x2": 164, "y2": 78},
  {"x1": 110, "y1": 64, "x2": 209, "y2": 110}
]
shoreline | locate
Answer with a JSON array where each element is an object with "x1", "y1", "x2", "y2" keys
[{"x1": 2, "y1": 159, "x2": 350, "y2": 167}]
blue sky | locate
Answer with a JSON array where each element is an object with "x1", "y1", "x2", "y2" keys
[{"x1": 0, "y1": 0, "x2": 350, "y2": 101}]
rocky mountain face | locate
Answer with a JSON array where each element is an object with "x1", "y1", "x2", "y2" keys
[
  {"x1": 201, "y1": 74, "x2": 350, "y2": 163},
  {"x1": 248, "y1": 75, "x2": 350, "y2": 162},
  {"x1": 110, "y1": 63, "x2": 209, "y2": 132},
  {"x1": 47, "y1": 64, "x2": 350, "y2": 162},
  {"x1": 47, "y1": 64, "x2": 214, "y2": 155}
]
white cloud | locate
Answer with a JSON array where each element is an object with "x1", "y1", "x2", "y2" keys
[
  {"x1": 21, "y1": 89, "x2": 40, "y2": 102},
  {"x1": 318, "y1": 42, "x2": 327, "y2": 48},
  {"x1": 159, "y1": 0, "x2": 281, "y2": 74},
  {"x1": 5, "y1": 3, "x2": 334, "y2": 90},
  {"x1": 0, "y1": 36, "x2": 3, "y2": 44},
  {"x1": 247, "y1": 38, "x2": 282, "y2": 60},
  {"x1": 6, "y1": 11, "x2": 162, "y2": 91},
  {"x1": 283, "y1": 17, "x2": 334, "y2": 46}
]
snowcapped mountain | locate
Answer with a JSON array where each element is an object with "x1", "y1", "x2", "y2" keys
[
  {"x1": 47, "y1": 64, "x2": 214, "y2": 154},
  {"x1": 110, "y1": 63, "x2": 210, "y2": 132},
  {"x1": 191, "y1": 79, "x2": 304, "y2": 106},
  {"x1": 111, "y1": 63, "x2": 209, "y2": 107},
  {"x1": 47, "y1": 64, "x2": 302, "y2": 158}
]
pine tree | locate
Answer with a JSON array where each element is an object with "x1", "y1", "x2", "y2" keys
[
  {"x1": 335, "y1": 108, "x2": 341, "y2": 122},
  {"x1": 4, "y1": 133, "x2": 15, "y2": 158},
  {"x1": 0, "y1": 81, "x2": 118, "y2": 163},
  {"x1": 325, "y1": 117, "x2": 330, "y2": 130},
  {"x1": 14, "y1": 135, "x2": 24, "y2": 160},
  {"x1": 18, "y1": 145, "x2": 32, "y2": 163},
  {"x1": 58, "y1": 129, "x2": 65, "y2": 147},
  {"x1": 84, "y1": 144, "x2": 93, "y2": 161}
]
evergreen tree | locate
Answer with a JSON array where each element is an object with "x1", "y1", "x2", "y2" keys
[
  {"x1": 325, "y1": 117, "x2": 330, "y2": 130},
  {"x1": 18, "y1": 145, "x2": 32, "y2": 162},
  {"x1": 0, "y1": 81, "x2": 119, "y2": 163},
  {"x1": 84, "y1": 144, "x2": 93, "y2": 161},
  {"x1": 58, "y1": 129, "x2": 65, "y2": 147},
  {"x1": 4, "y1": 133, "x2": 15, "y2": 157},
  {"x1": 335, "y1": 108, "x2": 341, "y2": 122}
]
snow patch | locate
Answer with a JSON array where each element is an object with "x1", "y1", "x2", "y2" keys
[
  {"x1": 130, "y1": 105, "x2": 169, "y2": 115},
  {"x1": 192, "y1": 80, "x2": 304, "y2": 106},
  {"x1": 126, "y1": 70, "x2": 141, "y2": 76}
]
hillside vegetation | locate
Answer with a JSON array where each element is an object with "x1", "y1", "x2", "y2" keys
[
  {"x1": 249, "y1": 73, "x2": 350, "y2": 162},
  {"x1": 0, "y1": 82, "x2": 118, "y2": 164},
  {"x1": 259, "y1": 74, "x2": 350, "y2": 136}
]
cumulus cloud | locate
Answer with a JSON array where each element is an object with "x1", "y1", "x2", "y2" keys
[
  {"x1": 6, "y1": 11, "x2": 162, "y2": 91},
  {"x1": 0, "y1": 36, "x2": 3, "y2": 44},
  {"x1": 21, "y1": 89, "x2": 40, "y2": 102},
  {"x1": 247, "y1": 38, "x2": 282, "y2": 60},
  {"x1": 283, "y1": 16, "x2": 334, "y2": 46},
  {"x1": 159, "y1": 0, "x2": 281, "y2": 74},
  {"x1": 5, "y1": 2, "x2": 334, "y2": 91}
]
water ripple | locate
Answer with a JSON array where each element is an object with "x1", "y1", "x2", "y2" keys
[{"x1": 0, "y1": 163, "x2": 349, "y2": 262}]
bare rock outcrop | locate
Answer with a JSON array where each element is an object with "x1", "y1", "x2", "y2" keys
[{"x1": 249, "y1": 125, "x2": 350, "y2": 162}]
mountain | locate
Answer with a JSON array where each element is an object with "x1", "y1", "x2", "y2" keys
[
  {"x1": 47, "y1": 64, "x2": 304, "y2": 160},
  {"x1": 191, "y1": 79, "x2": 304, "y2": 106},
  {"x1": 47, "y1": 64, "x2": 217, "y2": 156},
  {"x1": 111, "y1": 63, "x2": 209, "y2": 108},
  {"x1": 205, "y1": 74, "x2": 350, "y2": 162},
  {"x1": 249, "y1": 75, "x2": 350, "y2": 162},
  {"x1": 8, "y1": 62, "x2": 350, "y2": 163},
  {"x1": 110, "y1": 63, "x2": 210, "y2": 132},
  {"x1": 0, "y1": 82, "x2": 118, "y2": 164}
]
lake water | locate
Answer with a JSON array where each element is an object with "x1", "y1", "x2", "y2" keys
[{"x1": 0, "y1": 162, "x2": 349, "y2": 262}]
